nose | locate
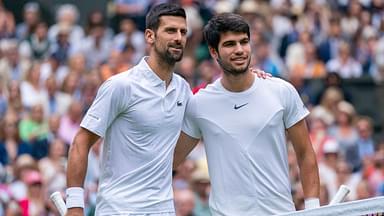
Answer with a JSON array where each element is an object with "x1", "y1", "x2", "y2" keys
[
  {"x1": 234, "y1": 43, "x2": 244, "y2": 55},
  {"x1": 174, "y1": 30, "x2": 183, "y2": 42}
]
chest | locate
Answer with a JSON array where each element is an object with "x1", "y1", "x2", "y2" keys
[{"x1": 197, "y1": 93, "x2": 285, "y2": 137}]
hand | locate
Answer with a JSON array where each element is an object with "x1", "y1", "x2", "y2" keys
[
  {"x1": 251, "y1": 68, "x2": 272, "y2": 79},
  {"x1": 66, "y1": 208, "x2": 84, "y2": 216}
]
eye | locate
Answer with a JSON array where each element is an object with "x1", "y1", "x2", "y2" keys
[
  {"x1": 222, "y1": 41, "x2": 236, "y2": 47},
  {"x1": 180, "y1": 29, "x2": 187, "y2": 36},
  {"x1": 240, "y1": 39, "x2": 249, "y2": 45},
  {"x1": 164, "y1": 27, "x2": 177, "y2": 34}
]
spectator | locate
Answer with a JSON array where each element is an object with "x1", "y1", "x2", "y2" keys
[
  {"x1": 57, "y1": 100, "x2": 82, "y2": 145},
  {"x1": 76, "y1": 23, "x2": 111, "y2": 70},
  {"x1": 0, "y1": 2, "x2": 15, "y2": 39},
  {"x1": 326, "y1": 40, "x2": 363, "y2": 78},
  {"x1": 38, "y1": 138, "x2": 66, "y2": 194},
  {"x1": 290, "y1": 41, "x2": 326, "y2": 79},
  {"x1": 190, "y1": 167, "x2": 210, "y2": 216},
  {"x1": 18, "y1": 104, "x2": 49, "y2": 160},
  {"x1": 0, "y1": 112, "x2": 31, "y2": 166},
  {"x1": 15, "y1": 2, "x2": 41, "y2": 40},
  {"x1": 99, "y1": 50, "x2": 132, "y2": 82},
  {"x1": 113, "y1": 17, "x2": 145, "y2": 64},
  {"x1": 18, "y1": 170, "x2": 48, "y2": 216},
  {"x1": 44, "y1": 75, "x2": 72, "y2": 116},
  {"x1": 20, "y1": 63, "x2": 48, "y2": 112},
  {"x1": 48, "y1": 4, "x2": 84, "y2": 45},
  {"x1": 317, "y1": 17, "x2": 344, "y2": 63},
  {"x1": 0, "y1": 39, "x2": 30, "y2": 87},
  {"x1": 328, "y1": 101, "x2": 359, "y2": 161},
  {"x1": 174, "y1": 188, "x2": 196, "y2": 216},
  {"x1": 355, "y1": 116, "x2": 376, "y2": 166},
  {"x1": 19, "y1": 21, "x2": 51, "y2": 61}
]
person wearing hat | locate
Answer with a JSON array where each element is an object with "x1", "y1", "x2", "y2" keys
[{"x1": 18, "y1": 170, "x2": 47, "y2": 216}]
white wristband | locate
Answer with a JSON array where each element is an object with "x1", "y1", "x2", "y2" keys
[
  {"x1": 304, "y1": 197, "x2": 320, "y2": 209},
  {"x1": 66, "y1": 187, "x2": 85, "y2": 209}
]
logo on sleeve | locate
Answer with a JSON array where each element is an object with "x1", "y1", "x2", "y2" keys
[
  {"x1": 234, "y1": 103, "x2": 248, "y2": 110},
  {"x1": 177, "y1": 101, "x2": 183, "y2": 106},
  {"x1": 89, "y1": 114, "x2": 101, "y2": 121}
]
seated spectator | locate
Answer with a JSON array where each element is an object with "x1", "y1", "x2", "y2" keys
[
  {"x1": 0, "y1": 2, "x2": 15, "y2": 39},
  {"x1": 252, "y1": 38, "x2": 282, "y2": 77},
  {"x1": 19, "y1": 21, "x2": 51, "y2": 61},
  {"x1": 9, "y1": 155, "x2": 38, "y2": 201},
  {"x1": 312, "y1": 87, "x2": 345, "y2": 126},
  {"x1": 326, "y1": 41, "x2": 363, "y2": 78},
  {"x1": 335, "y1": 160, "x2": 362, "y2": 201},
  {"x1": 0, "y1": 112, "x2": 31, "y2": 166},
  {"x1": 0, "y1": 39, "x2": 30, "y2": 86},
  {"x1": 174, "y1": 188, "x2": 196, "y2": 216},
  {"x1": 113, "y1": 17, "x2": 145, "y2": 64},
  {"x1": 318, "y1": 139, "x2": 339, "y2": 198},
  {"x1": 328, "y1": 101, "x2": 359, "y2": 161},
  {"x1": 99, "y1": 50, "x2": 132, "y2": 82},
  {"x1": 18, "y1": 170, "x2": 48, "y2": 216},
  {"x1": 20, "y1": 63, "x2": 48, "y2": 112},
  {"x1": 57, "y1": 100, "x2": 82, "y2": 145},
  {"x1": 190, "y1": 166, "x2": 210, "y2": 216},
  {"x1": 48, "y1": 4, "x2": 84, "y2": 45},
  {"x1": 355, "y1": 116, "x2": 375, "y2": 165},
  {"x1": 44, "y1": 75, "x2": 72, "y2": 116},
  {"x1": 38, "y1": 138, "x2": 66, "y2": 194},
  {"x1": 18, "y1": 104, "x2": 49, "y2": 160},
  {"x1": 290, "y1": 42, "x2": 326, "y2": 79},
  {"x1": 15, "y1": 2, "x2": 40, "y2": 40},
  {"x1": 76, "y1": 23, "x2": 111, "y2": 69}
]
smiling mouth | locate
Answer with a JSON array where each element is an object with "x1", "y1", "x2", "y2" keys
[{"x1": 232, "y1": 57, "x2": 247, "y2": 63}]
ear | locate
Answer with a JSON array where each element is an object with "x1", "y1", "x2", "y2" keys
[
  {"x1": 145, "y1": 29, "x2": 155, "y2": 45},
  {"x1": 208, "y1": 46, "x2": 218, "y2": 60}
]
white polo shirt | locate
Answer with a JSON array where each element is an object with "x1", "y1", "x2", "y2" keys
[
  {"x1": 182, "y1": 76, "x2": 309, "y2": 215},
  {"x1": 81, "y1": 57, "x2": 192, "y2": 215}
]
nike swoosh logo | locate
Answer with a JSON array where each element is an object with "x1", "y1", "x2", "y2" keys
[
  {"x1": 234, "y1": 103, "x2": 248, "y2": 110},
  {"x1": 177, "y1": 101, "x2": 183, "y2": 106}
]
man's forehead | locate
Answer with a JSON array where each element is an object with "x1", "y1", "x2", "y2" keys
[
  {"x1": 219, "y1": 32, "x2": 248, "y2": 42},
  {"x1": 159, "y1": 15, "x2": 187, "y2": 28}
]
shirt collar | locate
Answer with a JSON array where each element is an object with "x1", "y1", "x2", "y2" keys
[{"x1": 138, "y1": 56, "x2": 165, "y2": 86}]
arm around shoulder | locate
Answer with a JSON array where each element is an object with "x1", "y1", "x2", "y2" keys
[{"x1": 173, "y1": 131, "x2": 200, "y2": 170}]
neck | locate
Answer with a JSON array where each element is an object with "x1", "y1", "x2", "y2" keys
[
  {"x1": 221, "y1": 69, "x2": 254, "y2": 92},
  {"x1": 146, "y1": 54, "x2": 174, "y2": 87}
]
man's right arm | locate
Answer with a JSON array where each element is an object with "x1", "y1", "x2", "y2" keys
[
  {"x1": 66, "y1": 127, "x2": 100, "y2": 216},
  {"x1": 173, "y1": 131, "x2": 199, "y2": 170}
]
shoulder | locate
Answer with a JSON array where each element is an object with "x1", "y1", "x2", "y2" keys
[{"x1": 256, "y1": 77, "x2": 294, "y2": 91}]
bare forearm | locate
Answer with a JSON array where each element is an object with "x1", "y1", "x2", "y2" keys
[
  {"x1": 67, "y1": 129, "x2": 98, "y2": 188},
  {"x1": 173, "y1": 132, "x2": 199, "y2": 169},
  {"x1": 297, "y1": 153, "x2": 320, "y2": 198},
  {"x1": 288, "y1": 120, "x2": 320, "y2": 198},
  {"x1": 67, "y1": 143, "x2": 90, "y2": 187}
]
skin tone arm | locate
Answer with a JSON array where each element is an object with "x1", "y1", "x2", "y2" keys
[
  {"x1": 287, "y1": 119, "x2": 320, "y2": 199},
  {"x1": 66, "y1": 127, "x2": 100, "y2": 216},
  {"x1": 173, "y1": 131, "x2": 200, "y2": 170}
]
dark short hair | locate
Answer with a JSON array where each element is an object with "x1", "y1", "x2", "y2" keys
[
  {"x1": 146, "y1": 3, "x2": 186, "y2": 31},
  {"x1": 203, "y1": 13, "x2": 250, "y2": 51}
]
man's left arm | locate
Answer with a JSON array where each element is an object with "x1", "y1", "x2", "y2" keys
[{"x1": 287, "y1": 119, "x2": 320, "y2": 208}]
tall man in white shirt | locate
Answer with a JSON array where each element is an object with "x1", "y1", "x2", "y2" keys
[
  {"x1": 66, "y1": 4, "x2": 191, "y2": 216},
  {"x1": 173, "y1": 13, "x2": 320, "y2": 215}
]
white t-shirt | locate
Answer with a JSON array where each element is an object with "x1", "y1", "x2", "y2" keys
[
  {"x1": 81, "y1": 57, "x2": 192, "y2": 215},
  {"x1": 182, "y1": 76, "x2": 309, "y2": 215}
]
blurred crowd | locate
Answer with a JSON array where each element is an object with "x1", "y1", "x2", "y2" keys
[{"x1": 0, "y1": 0, "x2": 384, "y2": 215}]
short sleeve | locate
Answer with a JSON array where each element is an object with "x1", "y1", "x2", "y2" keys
[
  {"x1": 80, "y1": 79, "x2": 128, "y2": 137},
  {"x1": 281, "y1": 81, "x2": 309, "y2": 129},
  {"x1": 181, "y1": 96, "x2": 202, "y2": 139}
]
